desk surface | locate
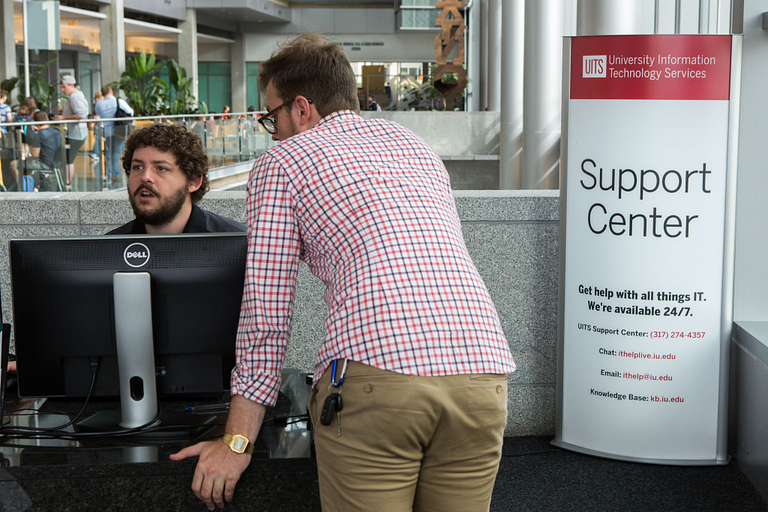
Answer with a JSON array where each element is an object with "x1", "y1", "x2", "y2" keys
[
  {"x1": 3, "y1": 389, "x2": 766, "y2": 512},
  {"x1": 0, "y1": 371, "x2": 319, "y2": 511}
]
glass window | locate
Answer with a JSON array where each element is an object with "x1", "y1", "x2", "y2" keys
[
  {"x1": 405, "y1": 9, "x2": 439, "y2": 28},
  {"x1": 78, "y1": 52, "x2": 101, "y2": 107},
  {"x1": 208, "y1": 62, "x2": 231, "y2": 75},
  {"x1": 398, "y1": 5, "x2": 440, "y2": 29},
  {"x1": 400, "y1": 0, "x2": 435, "y2": 6},
  {"x1": 246, "y1": 63, "x2": 261, "y2": 111},
  {"x1": 198, "y1": 62, "x2": 232, "y2": 114}
]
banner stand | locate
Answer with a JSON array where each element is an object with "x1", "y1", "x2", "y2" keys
[{"x1": 553, "y1": 34, "x2": 741, "y2": 465}]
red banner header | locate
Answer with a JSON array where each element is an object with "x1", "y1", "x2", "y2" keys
[{"x1": 570, "y1": 35, "x2": 732, "y2": 101}]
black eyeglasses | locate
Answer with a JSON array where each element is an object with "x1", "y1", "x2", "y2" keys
[{"x1": 258, "y1": 98, "x2": 313, "y2": 134}]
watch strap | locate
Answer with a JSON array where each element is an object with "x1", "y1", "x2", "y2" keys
[{"x1": 222, "y1": 433, "x2": 254, "y2": 455}]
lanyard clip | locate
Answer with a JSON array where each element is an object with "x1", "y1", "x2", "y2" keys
[{"x1": 330, "y1": 358, "x2": 348, "y2": 388}]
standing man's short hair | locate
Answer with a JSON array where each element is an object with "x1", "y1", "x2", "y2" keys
[
  {"x1": 121, "y1": 123, "x2": 210, "y2": 204},
  {"x1": 101, "y1": 85, "x2": 113, "y2": 96},
  {"x1": 258, "y1": 33, "x2": 360, "y2": 117}
]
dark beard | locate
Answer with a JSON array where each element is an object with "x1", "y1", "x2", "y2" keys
[{"x1": 129, "y1": 183, "x2": 189, "y2": 228}]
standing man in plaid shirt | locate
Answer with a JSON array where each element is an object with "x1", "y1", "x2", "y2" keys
[{"x1": 172, "y1": 33, "x2": 516, "y2": 511}]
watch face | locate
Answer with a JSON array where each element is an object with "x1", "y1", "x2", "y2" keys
[{"x1": 233, "y1": 436, "x2": 247, "y2": 452}]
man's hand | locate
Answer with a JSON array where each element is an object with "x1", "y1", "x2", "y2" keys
[
  {"x1": 171, "y1": 438, "x2": 251, "y2": 510},
  {"x1": 170, "y1": 396, "x2": 266, "y2": 509}
]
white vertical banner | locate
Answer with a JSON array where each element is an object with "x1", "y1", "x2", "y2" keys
[
  {"x1": 27, "y1": 0, "x2": 60, "y2": 51},
  {"x1": 554, "y1": 35, "x2": 737, "y2": 464}
]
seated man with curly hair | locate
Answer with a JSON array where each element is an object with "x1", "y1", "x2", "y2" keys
[{"x1": 107, "y1": 123, "x2": 244, "y2": 234}]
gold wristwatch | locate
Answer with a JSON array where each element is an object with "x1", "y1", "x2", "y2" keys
[{"x1": 222, "y1": 433, "x2": 254, "y2": 455}]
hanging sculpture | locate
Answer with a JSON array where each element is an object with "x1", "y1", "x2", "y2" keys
[{"x1": 433, "y1": 0, "x2": 467, "y2": 108}]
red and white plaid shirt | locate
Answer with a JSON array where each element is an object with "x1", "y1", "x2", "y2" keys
[{"x1": 231, "y1": 111, "x2": 515, "y2": 405}]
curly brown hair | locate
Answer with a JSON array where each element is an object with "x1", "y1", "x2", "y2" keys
[
  {"x1": 122, "y1": 123, "x2": 210, "y2": 203},
  {"x1": 258, "y1": 33, "x2": 359, "y2": 117}
]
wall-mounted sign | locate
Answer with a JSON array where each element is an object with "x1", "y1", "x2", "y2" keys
[
  {"x1": 27, "y1": 1, "x2": 61, "y2": 51},
  {"x1": 555, "y1": 35, "x2": 739, "y2": 464}
]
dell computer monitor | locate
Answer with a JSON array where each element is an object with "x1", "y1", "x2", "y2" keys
[{"x1": 9, "y1": 233, "x2": 247, "y2": 432}]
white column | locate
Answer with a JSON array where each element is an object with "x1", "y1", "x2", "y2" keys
[
  {"x1": 466, "y1": 0, "x2": 481, "y2": 112},
  {"x1": 486, "y1": 0, "x2": 502, "y2": 111},
  {"x1": 499, "y1": 0, "x2": 524, "y2": 189},
  {"x1": 0, "y1": 0, "x2": 15, "y2": 82},
  {"x1": 522, "y1": 0, "x2": 563, "y2": 189},
  {"x1": 99, "y1": 0, "x2": 126, "y2": 86},
  {"x1": 231, "y1": 25, "x2": 247, "y2": 113},
  {"x1": 178, "y1": 8, "x2": 199, "y2": 100},
  {"x1": 577, "y1": 0, "x2": 643, "y2": 35},
  {"x1": 733, "y1": 1, "x2": 768, "y2": 319},
  {"x1": 479, "y1": 0, "x2": 489, "y2": 110}
]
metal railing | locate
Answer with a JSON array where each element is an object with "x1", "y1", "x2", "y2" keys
[{"x1": 0, "y1": 112, "x2": 274, "y2": 193}]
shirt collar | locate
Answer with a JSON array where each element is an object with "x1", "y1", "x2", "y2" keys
[
  {"x1": 183, "y1": 204, "x2": 207, "y2": 233},
  {"x1": 314, "y1": 110, "x2": 361, "y2": 129}
]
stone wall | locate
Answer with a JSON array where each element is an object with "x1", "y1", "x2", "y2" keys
[{"x1": 0, "y1": 189, "x2": 559, "y2": 436}]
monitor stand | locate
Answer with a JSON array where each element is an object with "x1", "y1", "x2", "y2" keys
[{"x1": 77, "y1": 272, "x2": 215, "y2": 438}]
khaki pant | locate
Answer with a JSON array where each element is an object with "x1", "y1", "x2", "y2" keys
[{"x1": 309, "y1": 360, "x2": 508, "y2": 512}]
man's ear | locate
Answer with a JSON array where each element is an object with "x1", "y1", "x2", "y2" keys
[
  {"x1": 293, "y1": 96, "x2": 318, "y2": 130},
  {"x1": 188, "y1": 175, "x2": 203, "y2": 194}
]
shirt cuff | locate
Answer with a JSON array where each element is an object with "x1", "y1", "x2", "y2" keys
[{"x1": 230, "y1": 366, "x2": 282, "y2": 406}]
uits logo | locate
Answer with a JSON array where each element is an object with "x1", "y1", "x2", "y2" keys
[
  {"x1": 583, "y1": 55, "x2": 607, "y2": 78},
  {"x1": 124, "y1": 242, "x2": 151, "y2": 268}
]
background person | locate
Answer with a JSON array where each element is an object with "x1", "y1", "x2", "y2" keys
[
  {"x1": 55, "y1": 75, "x2": 89, "y2": 188},
  {"x1": 15, "y1": 96, "x2": 38, "y2": 142},
  {"x1": 0, "y1": 89, "x2": 13, "y2": 141},
  {"x1": 28, "y1": 112, "x2": 62, "y2": 166},
  {"x1": 9, "y1": 98, "x2": 39, "y2": 185},
  {"x1": 366, "y1": 95, "x2": 381, "y2": 111},
  {"x1": 11, "y1": 111, "x2": 63, "y2": 191},
  {"x1": 94, "y1": 86, "x2": 134, "y2": 189},
  {"x1": 172, "y1": 33, "x2": 515, "y2": 512},
  {"x1": 16, "y1": 96, "x2": 39, "y2": 119},
  {"x1": 26, "y1": 111, "x2": 63, "y2": 191},
  {"x1": 107, "y1": 123, "x2": 244, "y2": 234},
  {"x1": 89, "y1": 91, "x2": 103, "y2": 161}
]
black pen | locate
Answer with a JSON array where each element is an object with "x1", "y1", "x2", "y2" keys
[{"x1": 185, "y1": 402, "x2": 231, "y2": 413}]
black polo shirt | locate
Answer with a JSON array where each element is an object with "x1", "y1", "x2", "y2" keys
[{"x1": 107, "y1": 204, "x2": 245, "y2": 234}]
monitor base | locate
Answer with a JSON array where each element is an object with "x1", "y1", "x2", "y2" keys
[{"x1": 77, "y1": 410, "x2": 216, "y2": 438}]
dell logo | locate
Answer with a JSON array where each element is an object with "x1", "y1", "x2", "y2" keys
[
  {"x1": 583, "y1": 55, "x2": 607, "y2": 78},
  {"x1": 124, "y1": 243, "x2": 151, "y2": 268}
]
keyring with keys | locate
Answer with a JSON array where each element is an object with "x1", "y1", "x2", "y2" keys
[{"x1": 320, "y1": 359, "x2": 348, "y2": 434}]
